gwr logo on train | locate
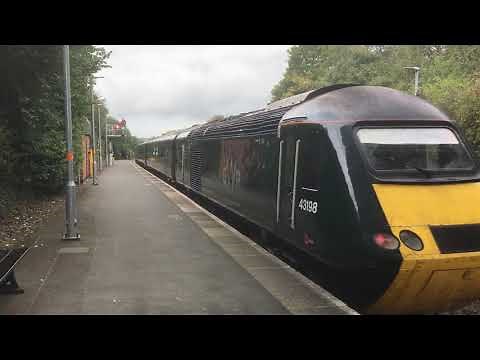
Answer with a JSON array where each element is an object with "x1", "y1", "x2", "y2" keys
[{"x1": 136, "y1": 84, "x2": 480, "y2": 314}]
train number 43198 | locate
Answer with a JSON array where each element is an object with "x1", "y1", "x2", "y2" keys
[{"x1": 298, "y1": 199, "x2": 318, "y2": 214}]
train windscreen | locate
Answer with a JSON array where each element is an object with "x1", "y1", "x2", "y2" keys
[{"x1": 357, "y1": 127, "x2": 475, "y2": 175}]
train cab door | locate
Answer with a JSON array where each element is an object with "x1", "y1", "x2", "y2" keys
[
  {"x1": 276, "y1": 126, "x2": 325, "y2": 249},
  {"x1": 276, "y1": 131, "x2": 301, "y2": 239}
]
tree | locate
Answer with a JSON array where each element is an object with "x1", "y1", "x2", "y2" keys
[
  {"x1": 111, "y1": 125, "x2": 138, "y2": 160},
  {"x1": 0, "y1": 45, "x2": 111, "y2": 198},
  {"x1": 271, "y1": 45, "x2": 480, "y2": 156}
]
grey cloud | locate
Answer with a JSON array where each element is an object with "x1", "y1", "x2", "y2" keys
[{"x1": 94, "y1": 45, "x2": 290, "y2": 138}]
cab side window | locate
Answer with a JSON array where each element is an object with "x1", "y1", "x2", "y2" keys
[{"x1": 299, "y1": 134, "x2": 324, "y2": 191}]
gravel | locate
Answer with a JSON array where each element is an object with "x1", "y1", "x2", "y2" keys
[
  {"x1": 0, "y1": 196, "x2": 64, "y2": 249},
  {"x1": 441, "y1": 300, "x2": 480, "y2": 315}
]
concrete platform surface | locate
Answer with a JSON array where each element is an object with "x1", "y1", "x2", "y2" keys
[{"x1": 0, "y1": 160, "x2": 357, "y2": 315}]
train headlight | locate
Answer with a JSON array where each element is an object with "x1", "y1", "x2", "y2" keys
[
  {"x1": 373, "y1": 233, "x2": 400, "y2": 250},
  {"x1": 399, "y1": 230, "x2": 424, "y2": 251}
]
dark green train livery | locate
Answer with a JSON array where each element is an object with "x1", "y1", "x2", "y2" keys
[{"x1": 136, "y1": 85, "x2": 480, "y2": 314}]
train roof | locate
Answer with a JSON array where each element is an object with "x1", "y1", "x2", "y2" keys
[
  {"x1": 175, "y1": 124, "x2": 201, "y2": 140},
  {"x1": 138, "y1": 124, "x2": 202, "y2": 146},
  {"x1": 281, "y1": 85, "x2": 450, "y2": 124},
  {"x1": 139, "y1": 85, "x2": 451, "y2": 145},
  {"x1": 139, "y1": 131, "x2": 180, "y2": 145},
  {"x1": 188, "y1": 84, "x2": 368, "y2": 140},
  {"x1": 265, "y1": 84, "x2": 359, "y2": 111},
  {"x1": 190, "y1": 85, "x2": 451, "y2": 141}
]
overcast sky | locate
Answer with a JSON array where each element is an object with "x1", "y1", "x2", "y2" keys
[{"x1": 94, "y1": 45, "x2": 291, "y2": 139}]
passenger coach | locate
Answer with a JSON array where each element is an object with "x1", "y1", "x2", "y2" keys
[{"x1": 136, "y1": 85, "x2": 480, "y2": 314}]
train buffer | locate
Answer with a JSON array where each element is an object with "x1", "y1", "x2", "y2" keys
[{"x1": 0, "y1": 160, "x2": 357, "y2": 315}]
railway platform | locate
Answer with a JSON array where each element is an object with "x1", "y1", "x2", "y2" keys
[{"x1": 0, "y1": 160, "x2": 357, "y2": 315}]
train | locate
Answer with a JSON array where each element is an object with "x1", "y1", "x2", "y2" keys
[{"x1": 135, "y1": 84, "x2": 480, "y2": 314}]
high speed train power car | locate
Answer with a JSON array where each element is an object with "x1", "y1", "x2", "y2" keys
[{"x1": 136, "y1": 84, "x2": 480, "y2": 314}]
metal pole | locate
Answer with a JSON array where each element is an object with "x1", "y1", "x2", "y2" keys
[
  {"x1": 90, "y1": 77, "x2": 98, "y2": 185},
  {"x1": 62, "y1": 45, "x2": 80, "y2": 241},
  {"x1": 98, "y1": 105, "x2": 102, "y2": 171},
  {"x1": 105, "y1": 119, "x2": 109, "y2": 167},
  {"x1": 414, "y1": 69, "x2": 420, "y2": 96},
  {"x1": 404, "y1": 66, "x2": 420, "y2": 96},
  {"x1": 109, "y1": 140, "x2": 113, "y2": 166}
]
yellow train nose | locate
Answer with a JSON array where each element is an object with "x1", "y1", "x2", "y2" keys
[
  {"x1": 369, "y1": 182, "x2": 480, "y2": 314},
  {"x1": 368, "y1": 253, "x2": 480, "y2": 314}
]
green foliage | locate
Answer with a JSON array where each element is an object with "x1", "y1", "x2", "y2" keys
[
  {"x1": 0, "y1": 45, "x2": 111, "y2": 197},
  {"x1": 272, "y1": 45, "x2": 480, "y2": 157}
]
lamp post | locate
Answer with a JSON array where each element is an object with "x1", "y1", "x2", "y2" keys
[
  {"x1": 404, "y1": 66, "x2": 420, "y2": 96},
  {"x1": 62, "y1": 45, "x2": 80, "y2": 241},
  {"x1": 105, "y1": 116, "x2": 109, "y2": 167},
  {"x1": 97, "y1": 99, "x2": 103, "y2": 171},
  {"x1": 97, "y1": 97, "x2": 108, "y2": 170},
  {"x1": 90, "y1": 76, "x2": 104, "y2": 185}
]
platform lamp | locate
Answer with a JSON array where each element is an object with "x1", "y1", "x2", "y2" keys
[
  {"x1": 96, "y1": 97, "x2": 106, "y2": 172},
  {"x1": 404, "y1": 66, "x2": 421, "y2": 96},
  {"x1": 90, "y1": 76, "x2": 104, "y2": 185},
  {"x1": 62, "y1": 45, "x2": 80, "y2": 241}
]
